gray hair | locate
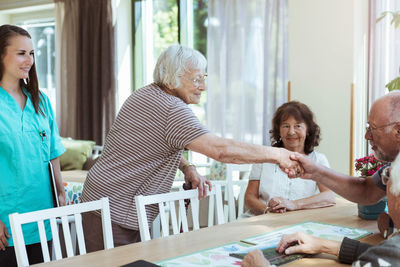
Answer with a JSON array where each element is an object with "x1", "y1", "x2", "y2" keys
[
  {"x1": 391, "y1": 152, "x2": 400, "y2": 196},
  {"x1": 153, "y1": 44, "x2": 207, "y2": 89}
]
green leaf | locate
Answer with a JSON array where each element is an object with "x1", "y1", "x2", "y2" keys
[
  {"x1": 385, "y1": 77, "x2": 400, "y2": 91},
  {"x1": 376, "y1": 11, "x2": 390, "y2": 23}
]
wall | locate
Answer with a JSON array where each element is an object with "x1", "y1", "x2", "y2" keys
[
  {"x1": 288, "y1": 0, "x2": 369, "y2": 174},
  {"x1": 0, "y1": 13, "x2": 9, "y2": 24},
  {"x1": 0, "y1": 0, "x2": 53, "y2": 23}
]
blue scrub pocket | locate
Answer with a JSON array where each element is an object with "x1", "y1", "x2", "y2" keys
[{"x1": 40, "y1": 129, "x2": 51, "y2": 162}]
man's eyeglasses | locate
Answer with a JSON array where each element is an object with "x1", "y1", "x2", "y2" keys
[
  {"x1": 182, "y1": 74, "x2": 208, "y2": 87},
  {"x1": 381, "y1": 166, "x2": 391, "y2": 185},
  {"x1": 365, "y1": 121, "x2": 399, "y2": 135}
]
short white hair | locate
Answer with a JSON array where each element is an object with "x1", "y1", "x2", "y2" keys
[
  {"x1": 391, "y1": 152, "x2": 400, "y2": 196},
  {"x1": 153, "y1": 44, "x2": 207, "y2": 88}
]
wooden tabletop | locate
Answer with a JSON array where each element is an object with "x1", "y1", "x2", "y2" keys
[
  {"x1": 61, "y1": 170, "x2": 88, "y2": 183},
  {"x1": 36, "y1": 197, "x2": 383, "y2": 267}
]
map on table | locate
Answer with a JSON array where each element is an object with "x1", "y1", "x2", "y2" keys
[
  {"x1": 241, "y1": 221, "x2": 372, "y2": 246},
  {"x1": 156, "y1": 221, "x2": 372, "y2": 267}
]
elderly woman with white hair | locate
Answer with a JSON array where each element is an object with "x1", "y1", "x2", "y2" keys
[
  {"x1": 81, "y1": 44, "x2": 300, "y2": 251},
  {"x1": 242, "y1": 153, "x2": 400, "y2": 267}
]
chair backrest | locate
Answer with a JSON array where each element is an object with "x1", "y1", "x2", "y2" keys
[
  {"x1": 135, "y1": 184, "x2": 224, "y2": 242},
  {"x1": 225, "y1": 164, "x2": 251, "y2": 222},
  {"x1": 9, "y1": 197, "x2": 113, "y2": 267}
]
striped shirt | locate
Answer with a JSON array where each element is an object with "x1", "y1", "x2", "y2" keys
[{"x1": 81, "y1": 83, "x2": 209, "y2": 230}]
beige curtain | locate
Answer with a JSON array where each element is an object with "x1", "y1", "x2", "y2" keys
[
  {"x1": 55, "y1": 0, "x2": 79, "y2": 140},
  {"x1": 55, "y1": 0, "x2": 116, "y2": 144}
]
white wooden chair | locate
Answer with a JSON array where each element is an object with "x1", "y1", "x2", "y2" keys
[
  {"x1": 135, "y1": 184, "x2": 224, "y2": 242},
  {"x1": 208, "y1": 179, "x2": 249, "y2": 225},
  {"x1": 9, "y1": 197, "x2": 113, "y2": 267},
  {"x1": 225, "y1": 164, "x2": 251, "y2": 222}
]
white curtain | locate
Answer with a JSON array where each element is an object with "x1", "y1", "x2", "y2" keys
[
  {"x1": 206, "y1": 0, "x2": 288, "y2": 145},
  {"x1": 369, "y1": 0, "x2": 400, "y2": 107}
]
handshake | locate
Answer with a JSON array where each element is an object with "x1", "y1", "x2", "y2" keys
[{"x1": 276, "y1": 148, "x2": 318, "y2": 180}]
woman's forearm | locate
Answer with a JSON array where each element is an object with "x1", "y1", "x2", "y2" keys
[
  {"x1": 245, "y1": 195, "x2": 268, "y2": 215},
  {"x1": 293, "y1": 191, "x2": 336, "y2": 210},
  {"x1": 187, "y1": 134, "x2": 280, "y2": 164}
]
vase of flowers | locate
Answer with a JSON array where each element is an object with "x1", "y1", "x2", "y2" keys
[{"x1": 355, "y1": 154, "x2": 387, "y2": 220}]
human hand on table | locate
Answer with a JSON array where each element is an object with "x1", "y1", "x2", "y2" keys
[
  {"x1": 183, "y1": 165, "x2": 212, "y2": 199},
  {"x1": 267, "y1": 197, "x2": 297, "y2": 213},
  {"x1": 0, "y1": 220, "x2": 10, "y2": 251},
  {"x1": 276, "y1": 232, "x2": 325, "y2": 255},
  {"x1": 241, "y1": 249, "x2": 270, "y2": 267}
]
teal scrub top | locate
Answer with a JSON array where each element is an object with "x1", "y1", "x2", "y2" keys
[{"x1": 0, "y1": 86, "x2": 65, "y2": 246}]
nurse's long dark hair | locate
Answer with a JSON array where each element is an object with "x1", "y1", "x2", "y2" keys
[{"x1": 0, "y1": 24, "x2": 44, "y2": 115}]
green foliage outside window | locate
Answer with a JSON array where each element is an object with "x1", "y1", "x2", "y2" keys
[
  {"x1": 153, "y1": 1, "x2": 178, "y2": 59},
  {"x1": 377, "y1": 11, "x2": 400, "y2": 91},
  {"x1": 193, "y1": 0, "x2": 208, "y2": 56}
]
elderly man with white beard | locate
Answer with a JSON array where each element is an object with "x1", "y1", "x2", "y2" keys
[
  {"x1": 289, "y1": 91, "x2": 400, "y2": 207},
  {"x1": 242, "y1": 154, "x2": 400, "y2": 266},
  {"x1": 241, "y1": 91, "x2": 400, "y2": 267}
]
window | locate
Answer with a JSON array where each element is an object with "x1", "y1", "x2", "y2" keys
[
  {"x1": 134, "y1": 0, "x2": 208, "y2": 121},
  {"x1": 20, "y1": 21, "x2": 56, "y2": 113},
  {"x1": 6, "y1": 4, "x2": 57, "y2": 115}
]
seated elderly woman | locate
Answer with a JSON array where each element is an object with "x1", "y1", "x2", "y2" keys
[
  {"x1": 243, "y1": 101, "x2": 336, "y2": 215},
  {"x1": 241, "y1": 153, "x2": 400, "y2": 267},
  {"x1": 81, "y1": 44, "x2": 302, "y2": 252}
]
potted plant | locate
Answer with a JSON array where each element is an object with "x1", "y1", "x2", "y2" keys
[
  {"x1": 355, "y1": 154, "x2": 387, "y2": 220},
  {"x1": 377, "y1": 11, "x2": 400, "y2": 91}
]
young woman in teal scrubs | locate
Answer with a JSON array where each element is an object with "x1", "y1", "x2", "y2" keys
[{"x1": 0, "y1": 25, "x2": 65, "y2": 266}]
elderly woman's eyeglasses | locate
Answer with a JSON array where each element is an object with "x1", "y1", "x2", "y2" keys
[
  {"x1": 381, "y1": 166, "x2": 391, "y2": 185},
  {"x1": 365, "y1": 122, "x2": 399, "y2": 135},
  {"x1": 183, "y1": 74, "x2": 208, "y2": 87}
]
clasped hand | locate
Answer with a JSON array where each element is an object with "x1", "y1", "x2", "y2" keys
[
  {"x1": 267, "y1": 197, "x2": 297, "y2": 213},
  {"x1": 278, "y1": 149, "x2": 304, "y2": 178}
]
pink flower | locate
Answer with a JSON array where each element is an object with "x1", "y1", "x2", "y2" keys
[{"x1": 355, "y1": 154, "x2": 385, "y2": 177}]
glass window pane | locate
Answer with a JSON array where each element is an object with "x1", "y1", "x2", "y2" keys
[
  {"x1": 21, "y1": 22, "x2": 56, "y2": 113},
  {"x1": 134, "y1": 0, "x2": 179, "y2": 89},
  {"x1": 152, "y1": 0, "x2": 178, "y2": 59},
  {"x1": 193, "y1": 0, "x2": 208, "y2": 56}
]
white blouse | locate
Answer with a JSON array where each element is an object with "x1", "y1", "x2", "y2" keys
[{"x1": 246, "y1": 151, "x2": 330, "y2": 214}]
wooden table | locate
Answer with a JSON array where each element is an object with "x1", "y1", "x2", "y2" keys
[{"x1": 36, "y1": 198, "x2": 383, "y2": 266}]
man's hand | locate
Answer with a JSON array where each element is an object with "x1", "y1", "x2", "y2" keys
[
  {"x1": 268, "y1": 197, "x2": 297, "y2": 213},
  {"x1": 278, "y1": 149, "x2": 304, "y2": 177},
  {"x1": 183, "y1": 166, "x2": 212, "y2": 199},
  {"x1": 288, "y1": 153, "x2": 320, "y2": 180},
  {"x1": 0, "y1": 220, "x2": 10, "y2": 251},
  {"x1": 241, "y1": 249, "x2": 270, "y2": 267},
  {"x1": 276, "y1": 232, "x2": 323, "y2": 255}
]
